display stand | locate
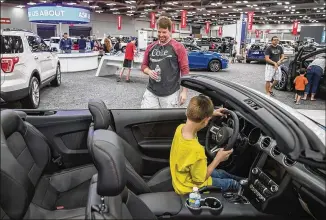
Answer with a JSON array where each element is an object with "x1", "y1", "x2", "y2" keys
[{"x1": 58, "y1": 51, "x2": 99, "y2": 72}]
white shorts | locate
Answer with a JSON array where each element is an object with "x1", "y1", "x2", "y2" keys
[
  {"x1": 141, "y1": 89, "x2": 180, "y2": 108},
  {"x1": 265, "y1": 64, "x2": 282, "y2": 82}
]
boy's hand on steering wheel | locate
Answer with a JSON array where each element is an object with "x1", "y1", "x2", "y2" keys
[
  {"x1": 215, "y1": 148, "x2": 233, "y2": 162},
  {"x1": 213, "y1": 108, "x2": 228, "y2": 118}
]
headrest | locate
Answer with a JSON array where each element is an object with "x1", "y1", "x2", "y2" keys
[
  {"x1": 91, "y1": 129, "x2": 126, "y2": 196},
  {"x1": 0, "y1": 110, "x2": 26, "y2": 138},
  {"x1": 88, "y1": 99, "x2": 111, "y2": 130}
]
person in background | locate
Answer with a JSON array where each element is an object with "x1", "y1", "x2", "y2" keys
[
  {"x1": 302, "y1": 55, "x2": 326, "y2": 101},
  {"x1": 88, "y1": 36, "x2": 94, "y2": 50},
  {"x1": 117, "y1": 38, "x2": 137, "y2": 83},
  {"x1": 231, "y1": 41, "x2": 237, "y2": 63},
  {"x1": 293, "y1": 69, "x2": 308, "y2": 105},
  {"x1": 78, "y1": 35, "x2": 87, "y2": 53},
  {"x1": 59, "y1": 33, "x2": 72, "y2": 53},
  {"x1": 103, "y1": 37, "x2": 112, "y2": 53},
  {"x1": 141, "y1": 16, "x2": 189, "y2": 108},
  {"x1": 264, "y1": 36, "x2": 285, "y2": 96},
  {"x1": 114, "y1": 37, "x2": 121, "y2": 52},
  {"x1": 170, "y1": 95, "x2": 242, "y2": 195}
]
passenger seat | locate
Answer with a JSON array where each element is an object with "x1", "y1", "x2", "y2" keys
[{"x1": 0, "y1": 110, "x2": 96, "y2": 219}]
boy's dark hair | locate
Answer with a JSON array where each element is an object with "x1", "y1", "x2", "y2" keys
[
  {"x1": 186, "y1": 95, "x2": 214, "y2": 123},
  {"x1": 271, "y1": 36, "x2": 278, "y2": 41},
  {"x1": 299, "y1": 68, "x2": 306, "y2": 75},
  {"x1": 157, "y1": 16, "x2": 172, "y2": 31}
]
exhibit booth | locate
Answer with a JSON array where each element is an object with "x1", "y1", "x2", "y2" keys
[{"x1": 27, "y1": 3, "x2": 98, "y2": 72}]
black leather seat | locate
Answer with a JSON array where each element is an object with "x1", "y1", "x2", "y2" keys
[
  {"x1": 87, "y1": 99, "x2": 173, "y2": 195},
  {"x1": 86, "y1": 129, "x2": 157, "y2": 219},
  {"x1": 0, "y1": 110, "x2": 96, "y2": 219}
]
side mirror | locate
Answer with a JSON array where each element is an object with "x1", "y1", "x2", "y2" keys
[{"x1": 51, "y1": 47, "x2": 58, "y2": 52}]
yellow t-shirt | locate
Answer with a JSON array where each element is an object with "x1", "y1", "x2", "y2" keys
[{"x1": 170, "y1": 124, "x2": 212, "y2": 195}]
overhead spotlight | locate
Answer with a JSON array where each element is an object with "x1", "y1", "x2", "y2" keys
[
  {"x1": 27, "y1": 2, "x2": 36, "y2": 5},
  {"x1": 16, "y1": 5, "x2": 25, "y2": 8},
  {"x1": 277, "y1": 2, "x2": 282, "y2": 5}
]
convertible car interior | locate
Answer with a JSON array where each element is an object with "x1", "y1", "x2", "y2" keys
[{"x1": 1, "y1": 75, "x2": 325, "y2": 220}]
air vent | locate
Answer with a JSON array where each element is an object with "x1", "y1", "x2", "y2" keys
[
  {"x1": 271, "y1": 146, "x2": 281, "y2": 157},
  {"x1": 244, "y1": 99, "x2": 261, "y2": 110},
  {"x1": 283, "y1": 157, "x2": 296, "y2": 167},
  {"x1": 260, "y1": 137, "x2": 271, "y2": 149}
]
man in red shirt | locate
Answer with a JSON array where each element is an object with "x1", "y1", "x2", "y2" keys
[
  {"x1": 141, "y1": 16, "x2": 189, "y2": 108},
  {"x1": 117, "y1": 38, "x2": 137, "y2": 82}
]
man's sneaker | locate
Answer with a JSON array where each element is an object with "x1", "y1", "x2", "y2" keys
[{"x1": 116, "y1": 77, "x2": 121, "y2": 82}]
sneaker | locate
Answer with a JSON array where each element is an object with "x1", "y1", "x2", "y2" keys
[
  {"x1": 295, "y1": 102, "x2": 300, "y2": 105},
  {"x1": 116, "y1": 77, "x2": 121, "y2": 82},
  {"x1": 126, "y1": 79, "x2": 131, "y2": 83}
]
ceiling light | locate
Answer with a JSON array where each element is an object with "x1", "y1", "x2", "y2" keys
[
  {"x1": 292, "y1": 5, "x2": 296, "y2": 8},
  {"x1": 286, "y1": 9, "x2": 289, "y2": 11},
  {"x1": 317, "y1": 10, "x2": 321, "y2": 12},
  {"x1": 292, "y1": 9, "x2": 295, "y2": 11},
  {"x1": 277, "y1": 2, "x2": 282, "y2": 5},
  {"x1": 27, "y1": 2, "x2": 36, "y2": 5},
  {"x1": 253, "y1": 4, "x2": 257, "y2": 6},
  {"x1": 323, "y1": 14, "x2": 326, "y2": 16},
  {"x1": 184, "y1": 5, "x2": 188, "y2": 7},
  {"x1": 90, "y1": 5, "x2": 99, "y2": 8},
  {"x1": 299, "y1": 16, "x2": 302, "y2": 17},
  {"x1": 228, "y1": 6, "x2": 233, "y2": 8},
  {"x1": 106, "y1": 3, "x2": 116, "y2": 6},
  {"x1": 255, "y1": 7, "x2": 259, "y2": 10},
  {"x1": 291, "y1": 12, "x2": 294, "y2": 14},
  {"x1": 267, "y1": 11, "x2": 270, "y2": 12},
  {"x1": 243, "y1": 0, "x2": 248, "y2": 2},
  {"x1": 95, "y1": 10, "x2": 103, "y2": 13},
  {"x1": 285, "y1": 1, "x2": 290, "y2": 4},
  {"x1": 296, "y1": 11, "x2": 300, "y2": 13},
  {"x1": 67, "y1": 2, "x2": 76, "y2": 5},
  {"x1": 222, "y1": 6, "x2": 227, "y2": 8},
  {"x1": 284, "y1": 6, "x2": 288, "y2": 8},
  {"x1": 83, "y1": 0, "x2": 90, "y2": 3},
  {"x1": 16, "y1": 5, "x2": 25, "y2": 8},
  {"x1": 246, "y1": 4, "x2": 251, "y2": 7},
  {"x1": 110, "y1": 8, "x2": 118, "y2": 11},
  {"x1": 113, "y1": 12, "x2": 120, "y2": 14},
  {"x1": 236, "y1": 1, "x2": 241, "y2": 3},
  {"x1": 273, "y1": 12, "x2": 276, "y2": 14}
]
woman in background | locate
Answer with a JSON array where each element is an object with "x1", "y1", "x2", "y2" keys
[{"x1": 104, "y1": 37, "x2": 112, "y2": 53}]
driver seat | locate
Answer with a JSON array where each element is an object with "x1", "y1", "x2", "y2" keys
[{"x1": 87, "y1": 99, "x2": 173, "y2": 195}]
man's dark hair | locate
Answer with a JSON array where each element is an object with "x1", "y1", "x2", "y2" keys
[
  {"x1": 157, "y1": 16, "x2": 172, "y2": 31},
  {"x1": 271, "y1": 36, "x2": 279, "y2": 41},
  {"x1": 64, "y1": 33, "x2": 67, "y2": 35}
]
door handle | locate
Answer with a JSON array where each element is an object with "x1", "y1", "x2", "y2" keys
[{"x1": 34, "y1": 56, "x2": 38, "y2": 60}]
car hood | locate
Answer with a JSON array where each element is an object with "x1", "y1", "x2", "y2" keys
[{"x1": 296, "y1": 109, "x2": 326, "y2": 127}]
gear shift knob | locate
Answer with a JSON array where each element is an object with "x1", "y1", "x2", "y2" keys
[{"x1": 237, "y1": 179, "x2": 248, "y2": 196}]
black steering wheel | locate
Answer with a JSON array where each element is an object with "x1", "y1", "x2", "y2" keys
[{"x1": 205, "y1": 110, "x2": 240, "y2": 160}]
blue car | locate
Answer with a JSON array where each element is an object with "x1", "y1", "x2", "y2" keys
[
  {"x1": 246, "y1": 43, "x2": 267, "y2": 63},
  {"x1": 183, "y1": 43, "x2": 229, "y2": 72}
]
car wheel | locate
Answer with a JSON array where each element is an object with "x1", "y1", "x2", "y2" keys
[
  {"x1": 21, "y1": 76, "x2": 40, "y2": 109},
  {"x1": 208, "y1": 60, "x2": 221, "y2": 72},
  {"x1": 246, "y1": 60, "x2": 251, "y2": 63},
  {"x1": 121, "y1": 46, "x2": 126, "y2": 53},
  {"x1": 50, "y1": 64, "x2": 61, "y2": 87},
  {"x1": 275, "y1": 69, "x2": 288, "y2": 91}
]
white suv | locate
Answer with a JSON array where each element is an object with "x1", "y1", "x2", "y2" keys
[{"x1": 1, "y1": 28, "x2": 61, "y2": 109}]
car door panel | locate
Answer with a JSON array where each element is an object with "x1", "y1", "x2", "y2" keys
[
  {"x1": 111, "y1": 109, "x2": 208, "y2": 176},
  {"x1": 20, "y1": 109, "x2": 93, "y2": 169}
]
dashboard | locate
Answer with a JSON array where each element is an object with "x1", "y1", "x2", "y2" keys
[{"x1": 222, "y1": 112, "x2": 325, "y2": 218}]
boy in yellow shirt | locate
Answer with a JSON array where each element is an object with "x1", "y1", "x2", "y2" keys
[{"x1": 170, "y1": 95, "x2": 242, "y2": 195}]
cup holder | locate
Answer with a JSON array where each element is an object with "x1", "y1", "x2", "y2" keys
[{"x1": 185, "y1": 197, "x2": 223, "y2": 215}]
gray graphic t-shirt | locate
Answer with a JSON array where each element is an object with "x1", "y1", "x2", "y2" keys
[
  {"x1": 141, "y1": 39, "x2": 189, "y2": 97},
  {"x1": 265, "y1": 45, "x2": 284, "y2": 65}
]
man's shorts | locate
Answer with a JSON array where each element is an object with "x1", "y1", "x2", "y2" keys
[
  {"x1": 141, "y1": 89, "x2": 179, "y2": 108},
  {"x1": 123, "y1": 59, "x2": 132, "y2": 68},
  {"x1": 296, "y1": 90, "x2": 304, "y2": 96},
  {"x1": 265, "y1": 64, "x2": 282, "y2": 82}
]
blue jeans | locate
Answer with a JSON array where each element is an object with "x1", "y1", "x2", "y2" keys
[
  {"x1": 305, "y1": 65, "x2": 323, "y2": 95},
  {"x1": 211, "y1": 169, "x2": 241, "y2": 192}
]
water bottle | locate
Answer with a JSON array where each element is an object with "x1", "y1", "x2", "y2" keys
[
  {"x1": 188, "y1": 187, "x2": 201, "y2": 208},
  {"x1": 154, "y1": 65, "x2": 161, "y2": 82}
]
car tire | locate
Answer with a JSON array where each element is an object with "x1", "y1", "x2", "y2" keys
[
  {"x1": 208, "y1": 60, "x2": 221, "y2": 72},
  {"x1": 275, "y1": 69, "x2": 288, "y2": 91},
  {"x1": 21, "y1": 76, "x2": 40, "y2": 109},
  {"x1": 246, "y1": 60, "x2": 251, "y2": 63},
  {"x1": 51, "y1": 64, "x2": 61, "y2": 87},
  {"x1": 121, "y1": 46, "x2": 126, "y2": 53}
]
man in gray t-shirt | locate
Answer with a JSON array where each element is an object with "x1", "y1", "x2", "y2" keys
[{"x1": 264, "y1": 36, "x2": 285, "y2": 96}]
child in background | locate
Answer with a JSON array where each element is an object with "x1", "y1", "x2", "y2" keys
[{"x1": 294, "y1": 69, "x2": 308, "y2": 105}]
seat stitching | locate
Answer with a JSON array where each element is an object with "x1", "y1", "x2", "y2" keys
[{"x1": 16, "y1": 146, "x2": 27, "y2": 160}]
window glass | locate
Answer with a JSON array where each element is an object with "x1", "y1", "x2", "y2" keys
[
  {"x1": 27, "y1": 36, "x2": 41, "y2": 52},
  {"x1": 0, "y1": 35, "x2": 24, "y2": 54}
]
